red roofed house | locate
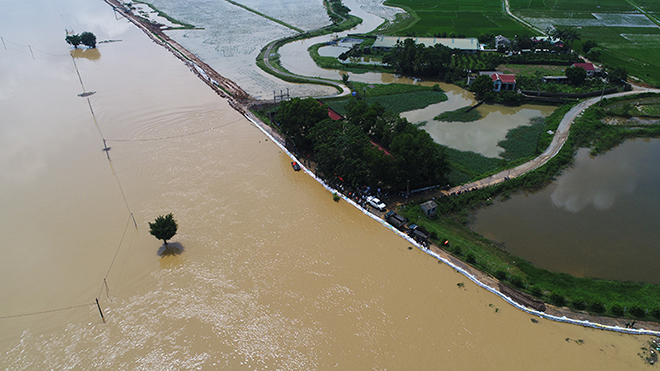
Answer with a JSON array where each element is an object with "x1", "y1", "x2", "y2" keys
[
  {"x1": 571, "y1": 62, "x2": 599, "y2": 77},
  {"x1": 491, "y1": 73, "x2": 516, "y2": 92}
]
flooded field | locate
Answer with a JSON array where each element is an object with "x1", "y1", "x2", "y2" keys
[
  {"x1": 0, "y1": 0, "x2": 656, "y2": 369},
  {"x1": 471, "y1": 139, "x2": 660, "y2": 284},
  {"x1": 145, "y1": 0, "x2": 334, "y2": 99},
  {"x1": 401, "y1": 91, "x2": 555, "y2": 157}
]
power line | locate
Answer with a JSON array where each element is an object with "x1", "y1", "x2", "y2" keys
[{"x1": 0, "y1": 303, "x2": 94, "y2": 320}]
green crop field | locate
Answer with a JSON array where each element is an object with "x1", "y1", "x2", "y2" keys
[
  {"x1": 380, "y1": 0, "x2": 660, "y2": 85},
  {"x1": 506, "y1": 0, "x2": 660, "y2": 86},
  {"x1": 383, "y1": 0, "x2": 536, "y2": 37}
]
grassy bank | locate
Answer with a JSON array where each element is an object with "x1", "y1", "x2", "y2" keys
[
  {"x1": 308, "y1": 42, "x2": 392, "y2": 74},
  {"x1": 400, "y1": 203, "x2": 660, "y2": 320},
  {"x1": 323, "y1": 83, "x2": 447, "y2": 115}
]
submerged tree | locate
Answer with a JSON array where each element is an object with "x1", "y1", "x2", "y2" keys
[
  {"x1": 65, "y1": 34, "x2": 82, "y2": 48},
  {"x1": 80, "y1": 31, "x2": 97, "y2": 48},
  {"x1": 149, "y1": 213, "x2": 178, "y2": 246}
]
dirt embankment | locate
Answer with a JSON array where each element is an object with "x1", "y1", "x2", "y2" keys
[{"x1": 104, "y1": 0, "x2": 251, "y2": 109}]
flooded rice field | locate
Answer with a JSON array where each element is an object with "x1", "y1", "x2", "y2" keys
[
  {"x1": 146, "y1": 0, "x2": 334, "y2": 99},
  {"x1": 471, "y1": 139, "x2": 660, "y2": 284},
  {"x1": 0, "y1": 0, "x2": 656, "y2": 369}
]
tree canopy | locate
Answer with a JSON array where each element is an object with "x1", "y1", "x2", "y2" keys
[
  {"x1": 80, "y1": 32, "x2": 97, "y2": 48},
  {"x1": 470, "y1": 75, "x2": 494, "y2": 100},
  {"x1": 275, "y1": 97, "x2": 328, "y2": 151},
  {"x1": 565, "y1": 66, "x2": 587, "y2": 85},
  {"x1": 66, "y1": 31, "x2": 96, "y2": 49},
  {"x1": 149, "y1": 213, "x2": 178, "y2": 246},
  {"x1": 382, "y1": 38, "x2": 452, "y2": 79},
  {"x1": 65, "y1": 34, "x2": 81, "y2": 48},
  {"x1": 275, "y1": 97, "x2": 448, "y2": 190}
]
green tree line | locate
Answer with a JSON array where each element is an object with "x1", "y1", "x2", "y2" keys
[{"x1": 275, "y1": 97, "x2": 448, "y2": 190}]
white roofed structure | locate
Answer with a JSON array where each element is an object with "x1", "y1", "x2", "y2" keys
[{"x1": 372, "y1": 35, "x2": 481, "y2": 52}]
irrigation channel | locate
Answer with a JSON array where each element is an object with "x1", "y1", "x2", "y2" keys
[
  {"x1": 100, "y1": 0, "x2": 660, "y2": 334},
  {"x1": 1, "y1": 0, "x2": 660, "y2": 369}
]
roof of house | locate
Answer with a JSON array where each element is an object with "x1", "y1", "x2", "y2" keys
[
  {"x1": 491, "y1": 73, "x2": 516, "y2": 84},
  {"x1": 372, "y1": 35, "x2": 480, "y2": 51},
  {"x1": 420, "y1": 200, "x2": 437, "y2": 209},
  {"x1": 572, "y1": 62, "x2": 595, "y2": 71},
  {"x1": 318, "y1": 101, "x2": 344, "y2": 121}
]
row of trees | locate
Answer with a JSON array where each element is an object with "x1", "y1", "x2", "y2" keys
[
  {"x1": 275, "y1": 98, "x2": 448, "y2": 189},
  {"x1": 65, "y1": 31, "x2": 97, "y2": 49},
  {"x1": 382, "y1": 38, "x2": 454, "y2": 80}
]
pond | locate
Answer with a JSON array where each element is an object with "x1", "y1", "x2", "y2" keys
[{"x1": 470, "y1": 138, "x2": 660, "y2": 284}]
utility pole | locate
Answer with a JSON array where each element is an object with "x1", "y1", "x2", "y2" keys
[{"x1": 95, "y1": 298, "x2": 105, "y2": 323}]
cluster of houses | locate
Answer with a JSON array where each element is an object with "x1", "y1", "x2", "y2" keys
[
  {"x1": 467, "y1": 62, "x2": 601, "y2": 92},
  {"x1": 369, "y1": 34, "x2": 601, "y2": 92}
]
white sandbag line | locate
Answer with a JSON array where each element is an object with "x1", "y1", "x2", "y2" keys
[{"x1": 245, "y1": 116, "x2": 660, "y2": 336}]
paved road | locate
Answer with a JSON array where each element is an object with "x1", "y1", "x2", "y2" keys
[{"x1": 447, "y1": 88, "x2": 660, "y2": 195}]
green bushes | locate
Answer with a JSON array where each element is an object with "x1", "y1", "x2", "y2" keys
[
  {"x1": 610, "y1": 303, "x2": 624, "y2": 317},
  {"x1": 434, "y1": 106, "x2": 482, "y2": 122},
  {"x1": 590, "y1": 301, "x2": 606, "y2": 314},
  {"x1": 572, "y1": 299, "x2": 587, "y2": 310},
  {"x1": 550, "y1": 292, "x2": 566, "y2": 307}
]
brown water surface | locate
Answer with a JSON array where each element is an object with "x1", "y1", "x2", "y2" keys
[{"x1": 0, "y1": 1, "x2": 653, "y2": 369}]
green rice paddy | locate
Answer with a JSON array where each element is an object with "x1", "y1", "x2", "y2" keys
[
  {"x1": 383, "y1": 0, "x2": 536, "y2": 37},
  {"x1": 381, "y1": 0, "x2": 660, "y2": 86}
]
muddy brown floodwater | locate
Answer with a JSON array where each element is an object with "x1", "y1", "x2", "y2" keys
[{"x1": 0, "y1": 0, "x2": 654, "y2": 369}]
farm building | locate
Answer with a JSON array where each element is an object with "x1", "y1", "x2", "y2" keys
[
  {"x1": 495, "y1": 35, "x2": 510, "y2": 48},
  {"x1": 542, "y1": 75, "x2": 569, "y2": 83},
  {"x1": 420, "y1": 200, "x2": 437, "y2": 217},
  {"x1": 371, "y1": 35, "x2": 481, "y2": 52},
  {"x1": 491, "y1": 73, "x2": 516, "y2": 91},
  {"x1": 571, "y1": 62, "x2": 601, "y2": 77},
  {"x1": 467, "y1": 71, "x2": 516, "y2": 91}
]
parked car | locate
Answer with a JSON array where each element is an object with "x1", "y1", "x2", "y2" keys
[{"x1": 366, "y1": 196, "x2": 386, "y2": 211}]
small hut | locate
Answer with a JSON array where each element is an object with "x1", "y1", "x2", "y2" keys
[{"x1": 420, "y1": 200, "x2": 437, "y2": 217}]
